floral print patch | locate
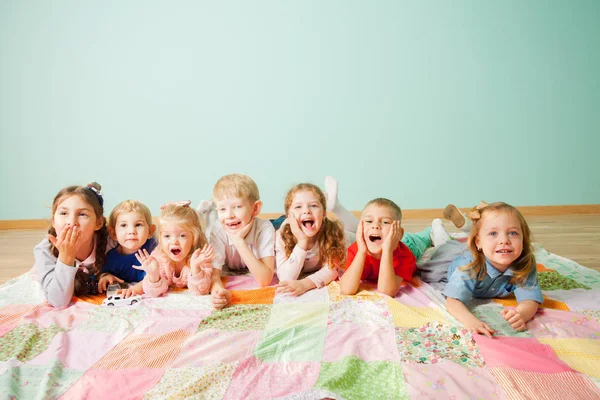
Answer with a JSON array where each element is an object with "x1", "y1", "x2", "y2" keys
[
  {"x1": 1, "y1": 361, "x2": 82, "y2": 400},
  {"x1": 328, "y1": 298, "x2": 392, "y2": 327},
  {"x1": 395, "y1": 323, "x2": 485, "y2": 367},
  {"x1": 144, "y1": 363, "x2": 237, "y2": 399},
  {"x1": 197, "y1": 305, "x2": 271, "y2": 333},
  {"x1": 538, "y1": 271, "x2": 590, "y2": 291},
  {"x1": 0, "y1": 323, "x2": 63, "y2": 363}
]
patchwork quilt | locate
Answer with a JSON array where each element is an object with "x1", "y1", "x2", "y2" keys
[{"x1": 1, "y1": 244, "x2": 599, "y2": 399}]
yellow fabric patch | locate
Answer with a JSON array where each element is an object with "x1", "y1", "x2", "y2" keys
[
  {"x1": 384, "y1": 297, "x2": 447, "y2": 328},
  {"x1": 326, "y1": 281, "x2": 382, "y2": 302},
  {"x1": 538, "y1": 338, "x2": 600, "y2": 379}
]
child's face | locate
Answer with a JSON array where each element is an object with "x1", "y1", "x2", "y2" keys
[
  {"x1": 53, "y1": 195, "x2": 103, "y2": 245},
  {"x1": 361, "y1": 204, "x2": 401, "y2": 256},
  {"x1": 288, "y1": 190, "x2": 325, "y2": 238},
  {"x1": 215, "y1": 196, "x2": 260, "y2": 234},
  {"x1": 475, "y1": 211, "x2": 524, "y2": 272},
  {"x1": 111, "y1": 211, "x2": 155, "y2": 255},
  {"x1": 159, "y1": 222, "x2": 194, "y2": 264}
]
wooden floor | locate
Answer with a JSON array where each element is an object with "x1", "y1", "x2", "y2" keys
[{"x1": 1, "y1": 214, "x2": 599, "y2": 285}]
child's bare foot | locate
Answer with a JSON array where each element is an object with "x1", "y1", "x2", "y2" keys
[
  {"x1": 430, "y1": 218, "x2": 451, "y2": 247},
  {"x1": 196, "y1": 199, "x2": 213, "y2": 215},
  {"x1": 324, "y1": 175, "x2": 338, "y2": 212}
]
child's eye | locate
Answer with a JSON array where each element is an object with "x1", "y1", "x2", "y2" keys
[
  {"x1": 293, "y1": 205, "x2": 301, "y2": 209},
  {"x1": 509, "y1": 231, "x2": 519, "y2": 236},
  {"x1": 310, "y1": 204, "x2": 319, "y2": 208},
  {"x1": 59, "y1": 212, "x2": 67, "y2": 216},
  {"x1": 489, "y1": 231, "x2": 497, "y2": 237},
  {"x1": 135, "y1": 223, "x2": 144, "y2": 227},
  {"x1": 119, "y1": 223, "x2": 127, "y2": 228},
  {"x1": 382, "y1": 221, "x2": 390, "y2": 225},
  {"x1": 364, "y1": 220, "x2": 373, "y2": 224},
  {"x1": 79, "y1": 213, "x2": 88, "y2": 217}
]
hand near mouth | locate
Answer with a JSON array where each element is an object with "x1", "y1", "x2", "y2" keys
[
  {"x1": 383, "y1": 221, "x2": 402, "y2": 252},
  {"x1": 288, "y1": 214, "x2": 309, "y2": 250},
  {"x1": 134, "y1": 248, "x2": 160, "y2": 283},
  {"x1": 356, "y1": 221, "x2": 367, "y2": 253}
]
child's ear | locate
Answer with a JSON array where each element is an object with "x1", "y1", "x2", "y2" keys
[
  {"x1": 96, "y1": 216, "x2": 106, "y2": 231},
  {"x1": 149, "y1": 224, "x2": 157, "y2": 237},
  {"x1": 107, "y1": 225, "x2": 117, "y2": 241},
  {"x1": 252, "y1": 200, "x2": 263, "y2": 217}
]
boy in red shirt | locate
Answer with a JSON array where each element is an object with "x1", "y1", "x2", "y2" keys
[{"x1": 340, "y1": 198, "x2": 418, "y2": 297}]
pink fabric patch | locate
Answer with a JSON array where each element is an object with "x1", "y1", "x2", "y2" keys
[
  {"x1": 527, "y1": 308, "x2": 600, "y2": 339},
  {"x1": 59, "y1": 368, "x2": 165, "y2": 400},
  {"x1": 224, "y1": 275, "x2": 278, "y2": 290},
  {"x1": 490, "y1": 367, "x2": 600, "y2": 399},
  {"x1": 473, "y1": 336, "x2": 573, "y2": 373},
  {"x1": 394, "y1": 284, "x2": 439, "y2": 308},
  {"x1": 322, "y1": 324, "x2": 398, "y2": 362},
  {"x1": 133, "y1": 308, "x2": 211, "y2": 335},
  {"x1": 22, "y1": 302, "x2": 94, "y2": 330},
  {"x1": 172, "y1": 330, "x2": 262, "y2": 366},
  {"x1": 224, "y1": 357, "x2": 320, "y2": 400},
  {"x1": 28, "y1": 330, "x2": 129, "y2": 370},
  {"x1": 403, "y1": 361, "x2": 507, "y2": 400}
]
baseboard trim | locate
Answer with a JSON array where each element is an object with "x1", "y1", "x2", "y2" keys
[{"x1": 2, "y1": 204, "x2": 599, "y2": 230}]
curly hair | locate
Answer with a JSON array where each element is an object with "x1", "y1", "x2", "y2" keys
[
  {"x1": 280, "y1": 183, "x2": 346, "y2": 269},
  {"x1": 48, "y1": 182, "x2": 108, "y2": 295},
  {"x1": 156, "y1": 203, "x2": 207, "y2": 268},
  {"x1": 460, "y1": 202, "x2": 535, "y2": 286}
]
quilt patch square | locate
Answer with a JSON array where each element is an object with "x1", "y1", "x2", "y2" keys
[
  {"x1": 327, "y1": 298, "x2": 392, "y2": 327},
  {"x1": 384, "y1": 297, "x2": 447, "y2": 328},
  {"x1": 253, "y1": 325, "x2": 327, "y2": 362},
  {"x1": 224, "y1": 357, "x2": 320, "y2": 400},
  {"x1": 315, "y1": 355, "x2": 408, "y2": 400},
  {"x1": 322, "y1": 323, "x2": 398, "y2": 363},
  {"x1": 145, "y1": 363, "x2": 238, "y2": 399},
  {"x1": 266, "y1": 303, "x2": 328, "y2": 331},
  {"x1": 196, "y1": 304, "x2": 271, "y2": 333},
  {"x1": 230, "y1": 287, "x2": 276, "y2": 305},
  {"x1": 0, "y1": 323, "x2": 63, "y2": 363},
  {"x1": 172, "y1": 330, "x2": 262, "y2": 365}
]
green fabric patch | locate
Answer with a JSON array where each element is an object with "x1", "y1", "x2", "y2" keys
[
  {"x1": 144, "y1": 364, "x2": 237, "y2": 399},
  {"x1": 315, "y1": 356, "x2": 408, "y2": 400},
  {"x1": 254, "y1": 325, "x2": 326, "y2": 362},
  {"x1": 471, "y1": 303, "x2": 532, "y2": 338},
  {"x1": 197, "y1": 304, "x2": 271, "y2": 333},
  {"x1": 0, "y1": 323, "x2": 63, "y2": 362},
  {"x1": 538, "y1": 271, "x2": 590, "y2": 291},
  {"x1": 1, "y1": 360, "x2": 82, "y2": 399},
  {"x1": 395, "y1": 323, "x2": 486, "y2": 367}
]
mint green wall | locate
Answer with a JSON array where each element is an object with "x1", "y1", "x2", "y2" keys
[{"x1": 1, "y1": 1, "x2": 599, "y2": 220}]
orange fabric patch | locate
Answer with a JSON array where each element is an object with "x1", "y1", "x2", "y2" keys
[
  {"x1": 536, "y1": 263, "x2": 554, "y2": 272},
  {"x1": 230, "y1": 287, "x2": 276, "y2": 305},
  {"x1": 73, "y1": 294, "x2": 105, "y2": 306},
  {"x1": 493, "y1": 295, "x2": 570, "y2": 311}
]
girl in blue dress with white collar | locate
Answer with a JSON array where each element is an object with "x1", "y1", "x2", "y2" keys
[{"x1": 442, "y1": 202, "x2": 543, "y2": 337}]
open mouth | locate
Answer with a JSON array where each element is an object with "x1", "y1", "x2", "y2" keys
[
  {"x1": 170, "y1": 248, "x2": 182, "y2": 256},
  {"x1": 227, "y1": 221, "x2": 241, "y2": 229},
  {"x1": 301, "y1": 219, "x2": 315, "y2": 228},
  {"x1": 368, "y1": 234, "x2": 382, "y2": 243},
  {"x1": 496, "y1": 249, "x2": 512, "y2": 254}
]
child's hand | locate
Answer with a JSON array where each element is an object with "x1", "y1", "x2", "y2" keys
[
  {"x1": 501, "y1": 308, "x2": 527, "y2": 331},
  {"x1": 288, "y1": 213, "x2": 309, "y2": 250},
  {"x1": 275, "y1": 280, "x2": 310, "y2": 297},
  {"x1": 134, "y1": 249, "x2": 160, "y2": 283},
  {"x1": 98, "y1": 273, "x2": 124, "y2": 293},
  {"x1": 382, "y1": 221, "x2": 402, "y2": 252},
  {"x1": 190, "y1": 244, "x2": 214, "y2": 275},
  {"x1": 118, "y1": 285, "x2": 143, "y2": 298},
  {"x1": 211, "y1": 288, "x2": 231, "y2": 310},
  {"x1": 47, "y1": 225, "x2": 81, "y2": 266},
  {"x1": 356, "y1": 220, "x2": 367, "y2": 253},
  {"x1": 464, "y1": 319, "x2": 495, "y2": 338},
  {"x1": 227, "y1": 219, "x2": 254, "y2": 246}
]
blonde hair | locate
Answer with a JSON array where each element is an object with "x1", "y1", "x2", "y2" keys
[
  {"x1": 108, "y1": 200, "x2": 153, "y2": 231},
  {"x1": 363, "y1": 198, "x2": 402, "y2": 220},
  {"x1": 157, "y1": 204, "x2": 207, "y2": 264},
  {"x1": 213, "y1": 173, "x2": 260, "y2": 203},
  {"x1": 280, "y1": 183, "x2": 346, "y2": 269},
  {"x1": 460, "y1": 202, "x2": 535, "y2": 286},
  {"x1": 49, "y1": 182, "x2": 108, "y2": 295}
]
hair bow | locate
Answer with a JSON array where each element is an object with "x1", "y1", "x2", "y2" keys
[
  {"x1": 85, "y1": 184, "x2": 104, "y2": 206},
  {"x1": 468, "y1": 200, "x2": 489, "y2": 221},
  {"x1": 160, "y1": 200, "x2": 192, "y2": 210}
]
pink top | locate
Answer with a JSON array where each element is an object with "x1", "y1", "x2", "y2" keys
[{"x1": 142, "y1": 249, "x2": 212, "y2": 297}]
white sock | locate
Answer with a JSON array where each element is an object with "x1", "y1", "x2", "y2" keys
[
  {"x1": 324, "y1": 175, "x2": 359, "y2": 232},
  {"x1": 430, "y1": 218, "x2": 451, "y2": 247}
]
